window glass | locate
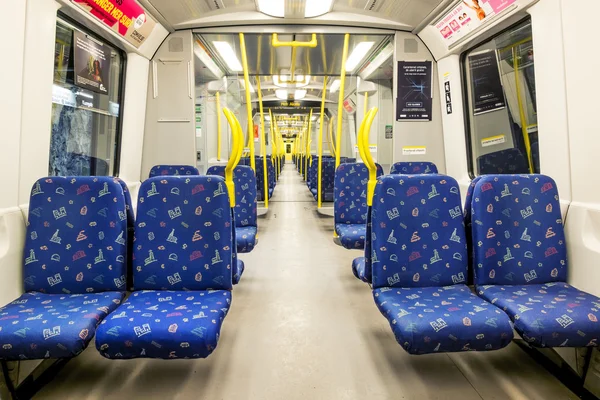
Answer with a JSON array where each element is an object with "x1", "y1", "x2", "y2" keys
[
  {"x1": 464, "y1": 19, "x2": 539, "y2": 175},
  {"x1": 49, "y1": 18, "x2": 124, "y2": 177}
]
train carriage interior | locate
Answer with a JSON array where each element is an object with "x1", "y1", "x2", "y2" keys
[{"x1": 2, "y1": 0, "x2": 600, "y2": 398}]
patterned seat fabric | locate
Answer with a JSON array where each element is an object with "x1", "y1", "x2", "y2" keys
[
  {"x1": 463, "y1": 176, "x2": 483, "y2": 286},
  {"x1": 369, "y1": 175, "x2": 513, "y2": 354},
  {"x1": 96, "y1": 291, "x2": 231, "y2": 359},
  {"x1": 254, "y1": 156, "x2": 274, "y2": 201},
  {"x1": 0, "y1": 177, "x2": 129, "y2": 360},
  {"x1": 390, "y1": 162, "x2": 438, "y2": 175},
  {"x1": 312, "y1": 159, "x2": 336, "y2": 202},
  {"x1": 472, "y1": 174, "x2": 600, "y2": 348},
  {"x1": 352, "y1": 257, "x2": 368, "y2": 282},
  {"x1": 477, "y1": 148, "x2": 529, "y2": 175},
  {"x1": 116, "y1": 178, "x2": 135, "y2": 290},
  {"x1": 334, "y1": 163, "x2": 383, "y2": 250},
  {"x1": 149, "y1": 165, "x2": 199, "y2": 178},
  {"x1": 207, "y1": 165, "x2": 258, "y2": 254},
  {"x1": 96, "y1": 176, "x2": 234, "y2": 359},
  {"x1": 234, "y1": 259, "x2": 245, "y2": 285}
]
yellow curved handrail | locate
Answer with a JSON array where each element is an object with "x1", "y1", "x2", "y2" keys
[
  {"x1": 356, "y1": 113, "x2": 368, "y2": 165},
  {"x1": 223, "y1": 108, "x2": 243, "y2": 208},
  {"x1": 360, "y1": 107, "x2": 379, "y2": 206},
  {"x1": 328, "y1": 120, "x2": 336, "y2": 158},
  {"x1": 272, "y1": 33, "x2": 317, "y2": 48}
]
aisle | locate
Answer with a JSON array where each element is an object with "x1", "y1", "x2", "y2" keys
[{"x1": 36, "y1": 164, "x2": 577, "y2": 400}]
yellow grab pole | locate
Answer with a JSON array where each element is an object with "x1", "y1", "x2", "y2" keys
[
  {"x1": 513, "y1": 46, "x2": 534, "y2": 172},
  {"x1": 305, "y1": 109, "x2": 313, "y2": 181},
  {"x1": 257, "y1": 77, "x2": 269, "y2": 208},
  {"x1": 317, "y1": 77, "x2": 327, "y2": 208},
  {"x1": 223, "y1": 108, "x2": 244, "y2": 207},
  {"x1": 216, "y1": 91, "x2": 222, "y2": 161},
  {"x1": 328, "y1": 120, "x2": 336, "y2": 158},
  {"x1": 361, "y1": 108, "x2": 379, "y2": 206},
  {"x1": 239, "y1": 33, "x2": 255, "y2": 172},
  {"x1": 357, "y1": 111, "x2": 369, "y2": 164},
  {"x1": 335, "y1": 33, "x2": 350, "y2": 169}
]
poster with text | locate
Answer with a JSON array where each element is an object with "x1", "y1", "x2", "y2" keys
[
  {"x1": 396, "y1": 61, "x2": 432, "y2": 121},
  {"x1": 72, "y1": 0, "x2": 156, "y2": 48},
  {"x1": 435, "y1": 0, "x2": 517, "y2": 46},
  {"x1": 468, "y1": 51, "x2": 506, "y2": 115},
  {"x1": 74, "y1": 31, "x2": 110, "y2": 95}
]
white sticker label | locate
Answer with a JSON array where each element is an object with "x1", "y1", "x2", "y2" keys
[
  {"x1": 402, "y1": 146, "x2": 427, "y2": 155},
  {"x1": 481, "y1": 135, "x2": 506, "y2": 147},
  {"x1": 354, "y1": 145, "x2": 377, "y2": 152}
]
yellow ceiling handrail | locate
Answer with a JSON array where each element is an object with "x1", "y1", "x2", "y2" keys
[
  {"x1": 272, "y1": 33, "x2": 317, "y2": 48},
  {"x1": 360, "y1": 107, "x2": 379, "y2": 206}
]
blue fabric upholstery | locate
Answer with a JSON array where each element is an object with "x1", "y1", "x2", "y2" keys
[
  {"x1": 0, "y1": 292, "x2": 124, "y2": 360},
  {"x1": 478, "y1": 283, "x2": 600, "y2": 348},
  {"x1": 234, "y1": 259, "x2": 245, "y2": 285},
  {"x1": 352, "y1": 257, "x2": 368, "y2": 282},
  {"x1": 373, "y1": 286, "x2": 513, "y2": 354},
  {"x1": 132, "y1": 176, "x2": 234, "y2": 291},
  {"x1": 464, "y1": 176, "x2": 483, "y2": 286},
  {"x1": 369, "y1": 175, "x2": 513, "y2": 353},
  {"x1": 477, "y1": 149, "x2": 529, "y2": 175},
  {"x1": 23, "y1": 177, "x2": 128, "y2": 294},
  {"x1": 471, "y1": 174, "x2": 600, "y2": 348},
  {"x1": 370, "y1": 175, "x2": 468, "y2": 289},
  {"x1": 149, "y1": 165, "x2": 199, "y2": 178},
  {"x1": 390, "y1": 162, "x2": 438, "y2": 175},
  {"x1": 313, "y1": 159, "x2": 336, "y2": 202},
  {"x1": 96, "y1": 290, "x2": 231, "y2": 359},
  {"x1": 334, "y1": 163, "x2": 383, "y2": 250},
  {"x1": 207, "y1": 165, "x2": 258, "y2": 254},
  {"x1": 254, "y1": 156, "x2": 274, "y2": 201},
  {"x1": 471, "y1": 175, "x2": 566, "y2": 286}
]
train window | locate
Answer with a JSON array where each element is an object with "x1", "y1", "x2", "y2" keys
[
  {"x1": 49, "y1": 17, "x2": 124, "y2": 177},
  {"x1": 463, "y1": 19, "x2": 539, "y2": 176}
]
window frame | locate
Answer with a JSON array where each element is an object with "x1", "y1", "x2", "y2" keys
[
  {"x1": 460, "y1": 17, "x2": 534, "y2": 179},
  {"x1": 55, "y1": 11, "x2": 127, "y2": 177}
]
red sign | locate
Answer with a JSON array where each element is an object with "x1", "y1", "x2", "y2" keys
[
  {"x1": 72, "y1": 0, "x2": 156, "y2": 48},
  {"x1": 253, "y1": 125, "x2": 259, "y2": 139}
]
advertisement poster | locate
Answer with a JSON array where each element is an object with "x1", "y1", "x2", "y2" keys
[
  {"x1": 436, "y1": 0, "x2": 517, "y2": 46},
  {"x1": 468, "y1": 51, "x2": 506, "y2": 115},
  {"x1": 396, "y1": 61, "x2": 432, "y2": 121},
  {"x1": 72, "y1": 0, "x2": 157, "y2": 48},
  {"x1": 74, "y1": 31, "x2": 110, "y2": 95}
]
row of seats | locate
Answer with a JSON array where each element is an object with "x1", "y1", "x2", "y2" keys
[
  {"x1": 352, "y1": 173, "x2": 600, "y2": 354},
  {"x1": 477, "y1": 147, "x2": 540, "y2": 175},
  {"x1": 0, "y1": 175, "x2": 239, "y2": 361},
  {"x1": 334, "y1": 161, "x2": 438, "y2": 249}
]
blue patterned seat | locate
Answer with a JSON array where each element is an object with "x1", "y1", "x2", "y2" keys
[
  {"x1": 116, "y1": 178, "x2": 135, "y2": 290},
  {"x1": 471, "y1": 174, "x2": 600, "y2": 348},
  {"x1": 311, "y1": 159, "x2": 336, "y2": 202},
  {"x1": 149, "y1": 165, "x2": 199, "y2": 178},
  {"x1": 334, "y1": 163, "x2": 383, "y2": 250},
  {"x1": 254, "y1": 157, "x2": 274, "y2": 201},
  {"x1": 369, "y1": 175, "x2": 514, "y2": 354},
  {"x1": 390, "y1": 162, "x2": 438, "y2": 175},
  {"x1": 477, "y1": 148, "x2": 529, "y2": 175},
  {"x1": 95, "y1": 176, "x2": 234, "y2": 359},
  {"x1": 207, "y1": 165, "x2": 258, "y2": 255},
  {"x1": 0, "y1": 177, "x2": 128, "y2": 360},
  {"x1": 352, "y1": 257, "x2": 367, "y2": 282}
]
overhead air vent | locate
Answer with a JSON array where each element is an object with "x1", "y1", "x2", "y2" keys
[{"x1": 255, "y1": 0, "x2": 334, "y2": 18}]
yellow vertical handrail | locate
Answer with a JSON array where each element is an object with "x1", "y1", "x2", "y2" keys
[
  {"x1": 512, "y1": 46, "x2": 534, "y2": 172},
  {"x1": 357, "y1": 112, "x2": 369, "y2": 164},
  {"x1": 223, "y1": 108, "x2": 243, "y2": 208},
  {"x1": 361, "y1": 108, "x2": 379, "y2": 206},
  {"x1": 317, "y1": 77, "x2": 328, "y2": 208},
  {"x1": 239, "y1": 33, "x2": 255, "y2": 172},
  {"x1": 328, "y1": 120, "x2": 336, "y2": 158},
  {"x1": 256, "y1": 77, "x2": 269, "y2": 208},
  {"x1": 305, "y1": 109, "x2": 313, "y2": 181},
  {"x1": 335, "y1": 33, "x2": 350, "y2": 169},
  {"x1": 216, "y1": 91, "x2": 222, "y2": 161}
]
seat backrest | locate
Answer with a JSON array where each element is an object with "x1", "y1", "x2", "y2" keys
[
  {"x1": 133, "y1": 176, "x2": 233, "y2": 291},
  {"x1": 322, "y1": 159, "x2": 336, "y2": 192},
  {"x1": 477, "y1": 148, "x2": 529, "y2": 175},
  {"x1": 390, "y1": 162, "x2": 438, "y2": 175},
  {"x1": 334, "y1": 163, "x2": 384, "y2": 225},
  {"x1": 24, "y1": 177, "x2": 128, "y2": 294},
  {"x1": 115, "y1": 178, "x2": 135, "y2": 290},
  {"x1": 206, "y1": 165, "x2": 257, "y2": 228},
  {"x1": 471, "y1": 174, "x2": 566, "y2": 286},
  {"x1": 370, "y1": 175, "x2": 467, "y2": 289},
  {"x1": 149, "y1": 165, "x2": 200, "y2": 178}
]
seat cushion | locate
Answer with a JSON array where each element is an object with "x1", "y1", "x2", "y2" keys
[
  {"x1": 0, "y1": 292, "x2": 124, "y2": 360},
  {"x1": 96, "y1": 290, "x2": 232, "y2": 359},
  {"x1": 373, "y1": 285, "x2": 513, "y2": 354},
  {"x1": 234, "y1": 259, "x2": 245, "y2": 285},
  {"x1": 236, "y1": 226, "x2": 257, "y2": 253},
  {"x1": 478, "y1": 282, "x2": 600, "y2": 348},
  {"x1": 352, "y1": 257, "x2": 369, "y2": 283},
  {"x1": 336, "y1": 224, "x2": 366, "y2": 250}
]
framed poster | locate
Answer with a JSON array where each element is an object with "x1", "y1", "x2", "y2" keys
[
  {"x1": 396, "y1": 61, "x2": 433, "y2": 121},
  {"x1": 468, "y1": 50, "x2": 506, "y2": 115},
  {"x1": 73, "y1": 31, "x2": 110, "y2": 95}
]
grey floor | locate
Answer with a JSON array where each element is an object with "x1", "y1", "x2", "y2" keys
[{"x1": 36, "y1": 164, "x2": 578, "y2": 400}]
